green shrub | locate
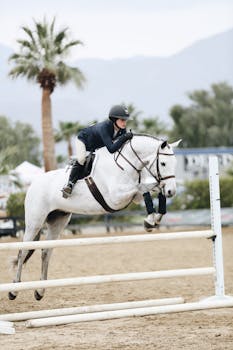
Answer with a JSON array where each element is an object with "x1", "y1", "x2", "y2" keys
[
  {"x1": 220, "y1": 177, "x2": 233, "y2": 207},
  {"x1": 170, "y1": 177, "x2": 233, "y2": 210},
  {"x1": 6, "y1": 192, "x2": 26, "y2": 218}
]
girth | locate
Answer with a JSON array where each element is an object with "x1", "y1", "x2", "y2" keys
[{"x1": 85, "y1": 176, "x2": 133, "y2": 213}]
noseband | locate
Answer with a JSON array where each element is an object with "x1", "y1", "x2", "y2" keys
[
  {"x1": 114, "y1": 139, "x2": 175, "y2": 187},
  {"x1": 154, "y1": 149, "x2": 176, "y2": 182}
]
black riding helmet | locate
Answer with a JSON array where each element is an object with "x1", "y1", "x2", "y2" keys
[{"x1": 109, "y1": 105, "x2": 130, "y2": 122}]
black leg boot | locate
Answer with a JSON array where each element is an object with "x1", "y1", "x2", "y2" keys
[
  {"x1": 143, "y1": 192, "x2": 157, "y2": 231},
  {"x1": 62, "y1": 161, "x2": 85, "y2": 198},
  {"x1": 158, "y1": 192, "x2": 167, "y2": 215},
  {"x1": 143, "y1": 192, "x2": 166, "y2": 231}
]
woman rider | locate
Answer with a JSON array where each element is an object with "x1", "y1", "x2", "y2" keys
[
  {"x1": 62, "y1": 104, "x2": 133, "y2": 197},
  {"x1": 62, "y1": 104, "x2": 166, "y2": 230}
]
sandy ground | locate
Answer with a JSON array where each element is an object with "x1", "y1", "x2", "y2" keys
[{"x1": 0, "y1": 227, "x2": 233, "y2": 350}]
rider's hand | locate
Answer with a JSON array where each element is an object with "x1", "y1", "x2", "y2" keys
[{"x1": 123, "y1": 132, "x2": 133, "y2": 141}]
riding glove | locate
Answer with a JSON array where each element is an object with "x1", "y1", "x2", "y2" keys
[{"x1": 122, "y1": 132, "x2": 133, "y2": 141}]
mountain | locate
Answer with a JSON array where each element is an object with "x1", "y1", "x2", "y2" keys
[{"x1": 0, "y1": 28, "x2": 233, "y2": 134}]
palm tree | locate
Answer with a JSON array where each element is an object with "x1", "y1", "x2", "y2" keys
[
  {"x1": 55, "y1": 121, "x2": 83, "y2": 157},
  {"x1": 8, "y1": 17, "x2": 86, "y2": 171}
]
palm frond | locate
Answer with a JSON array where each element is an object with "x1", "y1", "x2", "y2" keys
[
  {"x1": 9, "y1": 65, "x2": 28, "y2": 78},
  {"x1": 9, "y1": 17, "x2": 86, "y2": 89},
  {"x1": 35, "y1": 20, "x2": 48, "y2": 40},
  {"x1": 54, "y1": 29, "x2": 68, "y2": 46},
  {"x1": 17, "y1": 39, "x2": 33, "y2": 50},
  {"x1": 22, "y1": 26, "x2": 36, "y2": 46},
  {"x1": 56, "y1": 62, "x2": 86, "y2": 87},
  {"x1": 50, "y1": 17, "x2": 56, "y2": 36},
  {"x1": 8, "y1": 53, "x2": 21, "y2": 61},
  {"x1": 63, "y1": 40, "x2": 83, "y2": 51}
]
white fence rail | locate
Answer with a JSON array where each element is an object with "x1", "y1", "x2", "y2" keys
[{"x1": 0, "y1": 230, "x2": 214, "y2": 251}]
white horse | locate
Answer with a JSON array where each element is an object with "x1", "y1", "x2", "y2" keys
[{"x1": 9, "y1": 135, "x2": 181, "y2": 300}]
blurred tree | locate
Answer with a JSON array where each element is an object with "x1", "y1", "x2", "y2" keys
[
  {"x1": 0, "y1": 116, "x2": 40, "y2": 174},
  {"x1": 0, "y1": 146, "x2": 18, "y2": 174},
  {"x1": 169, "y1": 82, "x2": 233, "y2": 147},
  {"x1": 126, "y1": 103, "x2": 142, "y2": 131},
  {"x1": 140, "y1": 116, "x2": 168, "y2": 136},
  {"x1": 8, "y1": 17, "x2": 85, "y2": 171},
  {"x1": 170, "y1": 177, "x2": 233, "y2": 210},
  {"x1": 55, "y1": 121, "x2": 84, "y2": 157},
  {"x1": 125, "y1": 103, "x2": 169, "y2": 137}
]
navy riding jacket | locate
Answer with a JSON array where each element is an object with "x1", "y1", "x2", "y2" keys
[{"x1": 78, "y1": 120, "x2": 127, "y2": 153}]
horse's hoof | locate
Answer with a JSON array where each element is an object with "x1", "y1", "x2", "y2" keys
[
  {"x1": 143, "y1": 220, "x2": 159, "y2": 232},
  {"x1": 8, "y1": 292, "x2": 17, "y2": 300},
  {"x1": 34, "y1": 290, "x2": 43, "y2": 301}
]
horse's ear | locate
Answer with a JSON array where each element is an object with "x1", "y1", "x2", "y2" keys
[
  {"x1": 161, "y1": 140, "x2": 168, "y2": 149},
  {"x1": 170, "y1": 139, "x2": 182, "y2": 148}
]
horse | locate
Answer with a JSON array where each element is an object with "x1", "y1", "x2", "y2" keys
[{"x1": 9, "y1": 134, "x2": 181, "y2": 300}]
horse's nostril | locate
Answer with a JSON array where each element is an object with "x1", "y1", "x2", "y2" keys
[{"x1": 167, "y1": 190, "x2": 172, "y2": 197}]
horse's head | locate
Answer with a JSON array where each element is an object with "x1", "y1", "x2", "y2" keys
[
  {"x1": 115, "y1": 135, "x2": 181, "y2": 199},
  {"x1": 143, "y1": 139, "x2": 181, "y2": 198}
]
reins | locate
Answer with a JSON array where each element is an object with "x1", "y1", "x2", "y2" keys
[{"x1": 114, "y1": 143, "x2": 143, "y2": 183}]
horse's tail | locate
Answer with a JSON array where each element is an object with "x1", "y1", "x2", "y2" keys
[{"x1": 11, "y1": 231, "x2": 41, "y2": 268}]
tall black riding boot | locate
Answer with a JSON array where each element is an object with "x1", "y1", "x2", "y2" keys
[{"x1": 62, "y1": 161, "x2": 85, "y2": 198}]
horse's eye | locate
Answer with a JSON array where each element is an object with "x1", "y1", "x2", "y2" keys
[{"x1": 161, "y1": 162, "x2": 166, "y2": 167}]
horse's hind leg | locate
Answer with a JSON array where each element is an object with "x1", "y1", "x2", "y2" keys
[
  {"x1": 34, "y1": 211, "x2": 71, "y2": 300},
  {"x1": 8, "y1": 221, "x2": 44, "y2": 300}
]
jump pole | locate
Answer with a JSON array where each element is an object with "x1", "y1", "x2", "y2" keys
[
  {"x1": 26, "y1": 299, "x2": 233, "y2": 328},
  {"x1": 0, "y1": 321, "x2": 15, "y2": 335},
  {"x1": 0, "y1": 230, "x2": 214, "y2": 251},
  {"x1": 0, "y1": 267, "x2": 215, "y2": 293},
  {"x1": 0, "y1": 297, "x2": 184, "y2": 322}
]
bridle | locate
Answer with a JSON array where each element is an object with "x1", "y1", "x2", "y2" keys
[{"x1": 114, "y1": 138, "x2": 175, "y2": 188}]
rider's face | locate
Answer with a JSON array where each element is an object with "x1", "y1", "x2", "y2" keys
[{"x1": 116, "y1": 118, "x2": 127, "y2": 129}]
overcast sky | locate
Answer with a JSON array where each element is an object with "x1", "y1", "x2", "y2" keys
[{"x1": 1, "y1": 0, "x2": 233, "y2": 59}]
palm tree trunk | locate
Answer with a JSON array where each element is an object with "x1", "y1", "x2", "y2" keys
[
  {"x1": 41, "y1": 88, "x2": 57, "y2": 171},
  {"x1": 68, "y1": 137, "x2": 73, "y2": 157}
]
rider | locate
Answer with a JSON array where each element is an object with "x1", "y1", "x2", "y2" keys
[
  {"x1": 62, "y1": 104, "x2": 133, "y2": 198},
  {"x1": 62, "y1": 104, "x2": 166, "y2": 230}
]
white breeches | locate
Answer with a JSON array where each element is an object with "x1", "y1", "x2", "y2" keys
[{"x1": 76, "y1": 139, "x2": 87, "y2": 165}]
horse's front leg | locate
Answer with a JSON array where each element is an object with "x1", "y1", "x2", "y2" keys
[
  {"x1": 34, "y1": 248, "x2": 53, "y2": 300},
  {"x1": 8, "y1": 249, "x2": 30, "y2": 300}
]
